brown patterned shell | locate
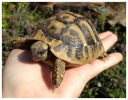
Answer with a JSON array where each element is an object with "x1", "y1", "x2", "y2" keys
[
  {"x1": 13, "y1": 11, "x2": 105, "y2": 65},
  {"x1": 30, "y1": 11, "x2": 105, "y2": 65}
]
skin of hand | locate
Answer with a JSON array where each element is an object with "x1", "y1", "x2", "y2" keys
[{"x1": 3, "y1": 31, "x2": 123, "y2": 98}]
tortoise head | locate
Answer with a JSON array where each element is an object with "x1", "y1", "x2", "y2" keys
[{"x1": 31, "y1": 41, "x2": 48, "y2": 61}]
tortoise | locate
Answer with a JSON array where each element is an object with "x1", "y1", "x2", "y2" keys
[{"x1": 12, "y1": 11, "x2": 107, "y2": 90}]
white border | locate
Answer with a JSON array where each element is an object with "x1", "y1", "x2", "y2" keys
[
  {"x1": 1, "y1": 0, "x2": 127, "y2": 2},
  {"x1": 0, "y1": 0, "x2": 2, "y2": 99},
  {"x1": 1, "y1": 0, "x2": 127, "y2": 100},
  {"x1": 126, "y1": 1, "x2": 128, "y2": 99}
]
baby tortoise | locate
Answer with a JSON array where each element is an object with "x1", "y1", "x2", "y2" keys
[{"x1": 12, "y1": 11, "x2": 107, "y2": 91}]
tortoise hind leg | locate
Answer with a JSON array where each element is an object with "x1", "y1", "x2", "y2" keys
[{"x1": 52, "y1": 58, "x2": 66, "y2": 91}]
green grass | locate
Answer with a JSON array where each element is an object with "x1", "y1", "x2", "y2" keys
[{"x1": 2, "y1": 2, "x2": 126, "y2": 98}]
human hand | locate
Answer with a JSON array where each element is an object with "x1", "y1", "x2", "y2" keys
[{"x1": 3, "y1": 31, "x2": 123, "y2": 98}]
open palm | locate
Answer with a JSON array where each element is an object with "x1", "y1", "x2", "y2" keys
[{"x1": 3, "y1": 31, "x2": 123, "y2": 98}]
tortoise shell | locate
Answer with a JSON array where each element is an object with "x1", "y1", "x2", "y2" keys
[{"x1": 13, "y1": 11, "x2": 105, "y2": 65}]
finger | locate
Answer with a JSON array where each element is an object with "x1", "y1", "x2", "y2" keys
[
  {"x1": 56, "y1": 52, "x2": 123, "y2": 97},
  {"x1": 101, "y1": 33, "x2": 118, "y2": 51},
  {"x1": 98, "y1": 31, "x2": 113, "y2": 39},
  {"x1": 89, "y1": 52, "x2": 123, "y2": 79}
]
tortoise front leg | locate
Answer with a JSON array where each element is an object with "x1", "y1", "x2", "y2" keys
[{"x1": 52, "y1": 58, "x2": 66, "y2": 90}]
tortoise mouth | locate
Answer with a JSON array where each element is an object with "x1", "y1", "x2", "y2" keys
[{"x1": 32, "y1": 56, "x2": 42, "y2": 61}]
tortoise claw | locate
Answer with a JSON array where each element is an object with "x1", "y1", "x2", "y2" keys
[{"x1": 99, "y1": 52, "x2": 109, "y2": 61}]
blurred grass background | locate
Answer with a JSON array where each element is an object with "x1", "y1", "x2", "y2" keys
[{"x1": 2, "y1": 2, "x2": 126, "y2": 98}]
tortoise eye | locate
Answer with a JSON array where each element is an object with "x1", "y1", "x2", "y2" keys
[
  {"x1": 50, "y1": 26, "x2": 56, "y2": 30},
  {"x1": 38, "y1": 51, "x2": 43, "y2": 54},
  {"x1": 62, "y1": 16, "x2": 69, "y2": 19}
]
